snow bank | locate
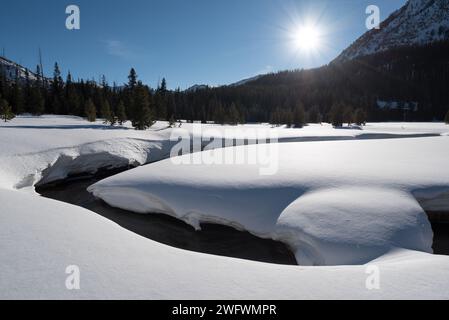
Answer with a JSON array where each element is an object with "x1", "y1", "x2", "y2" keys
[
  {"x1": 1, "y1": 116, "x2": 447, "y2": 190},
  {"x1": 2, "y1": 187, "x2": 449, "y2": 299},
  {"x1": 89, "y1": 136, "x2": 449, "y2": 266},
  {"x1": 276, "y1": 187, "x2": 432, "y2": 265}
]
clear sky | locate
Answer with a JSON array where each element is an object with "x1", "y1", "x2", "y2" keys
[{"x1": 0, "y1": 0, "x2": 407, "y2": 89}]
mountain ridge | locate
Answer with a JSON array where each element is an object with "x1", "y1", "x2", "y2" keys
[{"x1": 335, "y1": 0, "x2": 449, "y2": 62}]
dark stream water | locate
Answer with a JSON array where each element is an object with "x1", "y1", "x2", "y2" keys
[{"x1": 37, "y1": 172, "x2": 298, "y2": 265}]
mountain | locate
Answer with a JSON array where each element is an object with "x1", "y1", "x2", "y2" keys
[
  {"x1": 228, "y1": 75, "x2": 264, "y2": 87},
  {"x1": 0, "y1": 56, "x2": 42, "y2": 83},
  {"x1": 336, "y1": 0, "x2": 449, "y2": 62},
  {"x1": 185, "y1": 84, "x2": 209, "y2": 92}
]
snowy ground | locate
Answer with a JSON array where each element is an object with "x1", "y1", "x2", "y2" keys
[
  {"x1": 89, "y1": 137, "x2": 449, "y2": 266},
  {"x1": 1, "y1": 115, "x2": 449, "y2": 299}
]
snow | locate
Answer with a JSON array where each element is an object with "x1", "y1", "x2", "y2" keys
[
  {"x1": 337, "y1": 0, "x2": 449, "y2": 61},
  {"x1": 2, "y1": 187, "x2": 449, "y2": 299},
  {"x1": 89, "y1": 136, "x2": 449, "y2": 266},
  {"x1": 2, "y1": 115, "x2": 446, "y2": 190},
  {"x1": 1, "y1": 115, "x2": 449, "y2": 298}
]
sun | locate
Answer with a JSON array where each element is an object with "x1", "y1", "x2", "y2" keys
[{"x1": 293, "y1": 25, "x2": 321, "y2": 51}]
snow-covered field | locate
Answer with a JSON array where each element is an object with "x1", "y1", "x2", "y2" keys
[
  {"x1": 1, "y1": 115, "x2": 449, "y2": 299},
  {"x1": 89, "y1": 137, "x2": 449, "y2": 266}
]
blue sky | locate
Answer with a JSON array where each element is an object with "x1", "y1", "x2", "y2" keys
[{"x1": 0, "y1": 0, "x2": 406, "y2": 89}]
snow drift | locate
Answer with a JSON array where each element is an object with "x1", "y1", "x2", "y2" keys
[
  {"x1": 2, "y1": 187, "x2": 449, "y2": 299},
  {"x1": 89, "y1": 136, "x2": 449, "y2": 266}
]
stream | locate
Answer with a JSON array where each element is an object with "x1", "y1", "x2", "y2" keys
[
  {"x1": 36, "y1": 170, "x2": 298, "y2": 265},
  {"x1": 36, "y1": 168, "x2": 449, "y2": 265}
]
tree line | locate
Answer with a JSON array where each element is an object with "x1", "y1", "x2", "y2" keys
[{"x1": 1, "y1": 40, "x2": 449, "y2": 128}]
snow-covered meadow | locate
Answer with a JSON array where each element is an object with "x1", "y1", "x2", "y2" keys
[{"x1": 1, "y1": 115, "x2": 449, "y2": 299}]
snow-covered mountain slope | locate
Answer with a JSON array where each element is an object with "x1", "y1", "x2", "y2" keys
[
  {"x1": 185, "y1": 84, "x2": 209, "y2": 92},
  {"x1": 0, "y1": 56, "x2": 42, "y2": 83},
  {"x1": 228, "y1": 75, "x2": 264, "y2": 87},
  {"x1": 336, "y1": 0, "x2": 449, "y2": 62}
]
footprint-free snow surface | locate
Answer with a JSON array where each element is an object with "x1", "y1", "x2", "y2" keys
[
  {"x1": 2, "y1": 115, "x2": 449, "y2": 299},
  {"x1": 89, "y1": 137, "x2": 449, "y2": 266}
]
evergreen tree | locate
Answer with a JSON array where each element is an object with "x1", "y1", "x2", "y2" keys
[
  {"x1": 127, "y1": 68, "x2": 137, "y2": 89},
  {"x1": 29, "y1": 87, "x2": 45, "y2": 115},
  {"x1": 11, "y1": 78, "x2": 24, "y2": 114},
  {"x1": 84, "y1": 99, "x2": 97, "y2": 122},
  {"x1": 343, "y1": 105, "x2": 354, "y2": 126},
  {"x1": 0, "y1": 96, "x2": 14, "y2": 122},
  {"x1": 116, "y1": 101, "x2": 127, "y2": 125},
  {"x1": 169, "y1": 114, "x2": 176, "y2": 127},
  {"x1": 269, "y1": 108, "x2": 282, "y2": 126},
  {"x1": 353, "y1": 108, "x2": 367, "y2": 126},
  {"x1": 101, "y1": 100, "x2": 115, "y2": 125},
  {"x1": 52, "y1": 62, "x2": 64, "y2": 93},
  {"x1": 293, "y1": 102, "x2": 306, "y2": 128},
  {"x1": 329, "y1": 103, "x2": 344, "y2": 127},
  {"x1": 227, "y1": 102, "x2": 240, "y2": 125},
  {"x1": 284, "y1": 110, "x2": 294, "y2": 128},
  {"x1": 308, "y1": 105, "x2": 322, "y2": 123},
  {"x1": 445, "y1": 109, "x2": 449, "y2": 124},
  {"x1": 130, "y1": 84, "x2": 154, "y2": 130},
  {"x1": 213, "y1": 101, "x2": 226, "y2": 125},
  {"x1": 51, "y1": 62, "x2": 64, "y2": 114},
  {"x1": 155, "y1": 78, "x2": 168, "y2": 120}
]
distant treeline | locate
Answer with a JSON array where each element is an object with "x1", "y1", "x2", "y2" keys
[{"x1": 1, "y1": 41, "x2": 449, "y2": 128}]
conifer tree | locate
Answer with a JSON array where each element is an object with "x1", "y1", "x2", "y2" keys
[
  {"x1": 0, "y1": 96, "x2": 14, "y2": 122},
  {"x1": 329, "y1": 103, "x2": 344, "y2": 127},
  {"x1": 227, "y1": 102, "x2": 240, "y2": 125},
  {"x1": 293, "y1": 102, "x2": 306, "y2": 128},
  {"x1": 84, "y1": 99, "x2": 97, "y2": 122},
  {"x1": 29, "y1": 87, "x2": 45, "y2": 115},
  {"x1": 101, "y1": 100, "x2": 115, "y2": 125},
  {"x1": 130, "y1": 84, "x2": 154, "y2": 130},
  {"x1": 116, "y1": 101, "x2": 127, "y2": 125},
  {"x1": 343, "y1": 105, "x2": 354, "y2": 126},
  {"x1": 169, "y1": 114, "x2": 176, "y2": 128},
  {"x1": 127, "y1": 68, "x2": 137, "y2": 89},
  {"x1": 353, "y1": 108, "x2": 367, "y2": 126},
  {"x1": 11, "y1": 74, "x2": 24, "y2": 114},
  {"x1": 445, "y1": 109, "x2": 449, "y2": 124},
  {"x1": 308, "y1": 105, "x2": 322, "y2": 124}
]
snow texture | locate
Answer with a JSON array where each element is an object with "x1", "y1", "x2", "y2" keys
[
  {"x1": 337, "y1": 0, "x2": 449, "y2": 62},
  {"x1": 89, "y1": 136, "x2": 449, "y2": 266}
]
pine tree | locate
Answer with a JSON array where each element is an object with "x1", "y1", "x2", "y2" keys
[
  {"x1": 127, "y1": 68, "x2": 137, "y2": 89},
  {"x1": 343, "y1": 105, "x2": 354, "y2": 126},
  {"x1": 116, "y1": 100, "x2": 127, "y2": 125},
  {"x1": 284, "y1": 110, "x2": 294, "y2": 128},
  {"x1": 293, "y1": 102, "x2": 306, "y2": 128},
  {"x1": 169, "y1": 114, "x2": 176, "y2": 127},
  {"x1": 445, "y1": 109, "x2": 449, "y2": 124},
  {"x1": 29, "y1": 87, "x2": 45, "y2": 115},
  {"x1": 227, "y1": 102, "x2": 240, "y2": 125},
  {"x1": 84, "y1": 99, "x2": 97, "y2": 122},
  {"x1": 353, "y1": 108, "x2": 367, "y2": 126},
  {"x1": 0, "y1": 96, "x2": 15, "y2": 122},
  {"x1": 329, "y1": 103, "x2": 344, "y2": 127},
  {"x1": 101, "y1": 100, "x2": 115, "y2": 125},
  {"x1": 11, "y1": 73, "x2": 24, "y2": 114},
  {"x1": 130, "y1": 84, "x2": 154, "y2": 130},
  {"x1": 308, "y1": 105, "x2": 322, "y2": 123}
]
